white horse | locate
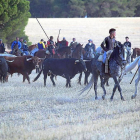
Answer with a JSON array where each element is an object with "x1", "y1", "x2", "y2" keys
[{"x1": 120, "y1": 56, "x2": 140, "y2": 99}]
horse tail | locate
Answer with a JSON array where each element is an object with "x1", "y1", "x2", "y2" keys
[
  {"x1": 33, "y1": 69, "x2": 43, "y2": 82},
  {"x1": 79, "y1": 75, "x2": 94, "y2": 96}
]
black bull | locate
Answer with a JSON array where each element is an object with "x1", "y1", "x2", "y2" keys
[{"x1": 33, "y1": 58, "x2": 88, "y2": 87}]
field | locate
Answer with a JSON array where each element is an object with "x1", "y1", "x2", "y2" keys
[{"x1": 0, "y1": 18, "x2": 140, "y2": 140}]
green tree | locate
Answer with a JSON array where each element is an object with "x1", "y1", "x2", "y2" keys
[{"x1": 0, "y1": 0, "x2": 31, "y2": 47}]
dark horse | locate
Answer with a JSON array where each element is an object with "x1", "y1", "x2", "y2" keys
[
  {"x1": 12, "y1": 44, "x2": 22, "y2": 56},
  {"x1": 81, "y1": 43, "x2": 127, "y2": 101},
  {"x1": 72, "y1": 43, "x2": 85, "y2": 59}
]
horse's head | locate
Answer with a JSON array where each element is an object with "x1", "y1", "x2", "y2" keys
[{"x1": 111, "y1": 42, "x2": 127, "y2": 66}]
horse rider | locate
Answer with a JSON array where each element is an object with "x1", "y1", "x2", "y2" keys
[
  {"x1": 22, "y1": 40, "x2": 30, "y2": 55},
  {"x1": 11, "y1": 37, "x2": 21, "y2": 53},
  {"x1": 84, "y1": 39, "x2": 96, "y2": 59},
  {"x1": 69, "y1": 38, "x2": 77, "y2": 53},
  {"x1": 57, "y1": 37, "x2": 69, "y2": 48},
  {"x1": 124, "y1": 36, "x2": 131, "y2": 48},
  {"x1": 44, "y1": 41, "x2": 48, "y2": 48},
  {"x1": 0, "y1": 39, "x2": 5, "y2": 53},
  {"x1": 47, "y1": 36, "x2": 55, "y2": 57},
  {"x1": 38, "y1": 39, "x2": 45, "y2": 50},
  {"x1": 101, "y1": 28, "x2": 117, "y2": 73},
  {"x1": 124, "y1": 36, "x2": 131, "y2": 63}
]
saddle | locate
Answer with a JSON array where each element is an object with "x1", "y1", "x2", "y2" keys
[{"x1": 98, "y1": 50, "x2": 113, "y2": 73}]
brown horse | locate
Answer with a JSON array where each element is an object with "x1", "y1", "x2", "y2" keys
[
  {"x1": 28, "y1": 44, "x2": 37, "y2": 52},
  {"x1": 72, "y1": 44, "x2": 85, "y2": 59},
  {"x1": 131, "y1": 48, "x2": 140, "y2": 61},
  {"x1": 56, "y1": 47, "x2": 71, "y2": 58}
]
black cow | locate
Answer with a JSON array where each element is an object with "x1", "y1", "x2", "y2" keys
[
  {"x1": 33, "y1": 58, "x2": 87, "y2": 87},
  {"x1": 0, "y1": 57, "x2": 8, "y2": 83}
]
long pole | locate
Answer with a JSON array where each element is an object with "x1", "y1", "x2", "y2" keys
[
  {"x1": 36, "y1": 18, "x2": 49, "y2": 40},
  {"x1": 130, "y1": 65, "x2": 140, "y2": 84}
]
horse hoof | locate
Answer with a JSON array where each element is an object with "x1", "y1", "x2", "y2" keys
[
  {"x1": 102, "y1": 95, "x2": 105, "y2": 100},
  {"x1": 131, "y1": 95, "x2": 136, "y2": 99},
  {"x1": 95, "y1": 97, "x2": 98, "y2": 100},
  {"x1": 110, "y1": 97, "x2": 113, "y2": 101},
  {"x1": 106, "y1": 84, "x2": 109, "y2": 87},
  {"x1": 121, "y1": 97, "x2": 125, "y2": 101}
]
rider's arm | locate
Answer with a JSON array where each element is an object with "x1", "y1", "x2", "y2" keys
[
  {"x1": 18, "y1": 42, "x2": 21, "y2": 49},
  {"x1": 129, "y1": 42, "x2": 131, "y2": 48},
  {"x1": 11, "y1": 41, "x2": 15, "y2": 50},
  {"x1": 101, "y1": 38, "x2": 108, "y2": 52}
]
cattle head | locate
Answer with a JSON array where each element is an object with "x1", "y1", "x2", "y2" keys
[
  {"x1": 75, "y1": 59, "x2": 87, "y2": 72},
  {"x1": 26, "y1": 56, "x2": 42, "y2": 68}
]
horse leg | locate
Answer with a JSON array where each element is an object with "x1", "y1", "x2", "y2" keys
[
  {"x1": 78, "y1": 72, "x2": 82, "y2": 85},
  {"x1": 44, "y1": 72, "x2": 47, "y2": 87},
  {"x1": 50, "y1": 74, "x2": 56, "y2": 86},
  {"x1": 106, "y1": 80, "x2": 109, "y2": 86},
  {"x1": 101, "y1": 76, "x2": 109, "y2": 100},
  {"x1": 93, "y1": 73, "x2": 99, "y2": 100},
  {"x1": 110, "y1": 76, "x2": 124, "y2": 101},
  {"x1": 131, "y1": 73, "x2": 140, "y2": 99},
  {"x1": 84, "y1": 71, "x2": 90, "y2": 85}
]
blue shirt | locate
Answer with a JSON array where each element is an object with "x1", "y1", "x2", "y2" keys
[{"x1": 11, "y1": 41, "x2": 21, "y2": 50}]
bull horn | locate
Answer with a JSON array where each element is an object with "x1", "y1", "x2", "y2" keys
[
  {"x1": 75, "y1": 60, "x2": 79, "y2": 62},
  {"x1": 83, "y1": 60, "x2": 91, "y2": 62},
  {"x1": 26, "y1": 58, "x2": 32, "y2": 61},
  {"x1": 6, "y1": 60, "x2": 14, "y2": 62}
]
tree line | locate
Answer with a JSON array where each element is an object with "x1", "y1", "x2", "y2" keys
[
  {"x1": 29, "y1": 0, "x2": 140, "y2": 18},
  {"x1": 0, "y1": 0, "x2": 31, "y2": 46}
]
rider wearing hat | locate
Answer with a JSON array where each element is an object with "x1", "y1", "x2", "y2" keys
[
  {"x1": 57, "y1": 37, "x2": 69, "y2": 48},
  {"x1": 84, "y1": 39, "x2": 96, "y2": 59}
]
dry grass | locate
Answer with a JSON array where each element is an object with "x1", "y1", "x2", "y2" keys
[{"x1": 0, "y1": 18, "x2": 140, "y2": 140}]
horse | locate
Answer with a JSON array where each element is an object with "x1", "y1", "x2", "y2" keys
[
  {"x1": 80, "y1": 42, "x2": 127, "y2": 101},
  {"x1": 118, "y1": 56, "x2": 140, "y2": 99},
  {"x1": 131, "y1": 48, "x2": 140, "y2": 61},
  {"x1": 12, "y1": 44, "x2": 22, "y2": 56},
  {"x1": 72, "y1": 44, "x2": 84, "y2": 59},
  {"x1": 56, "y1": 47, "x2": 71, "y2": 58},
  {"x1": 28, "y1": 44, "x2": 37, "y2": 52}
]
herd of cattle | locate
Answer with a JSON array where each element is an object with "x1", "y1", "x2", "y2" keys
[
  {"x1": 0, "y1": 45, "x2": 140, "y2": 100},
  {"x1": 0, "y1": 54, "x2": 91, "y2": 87}
]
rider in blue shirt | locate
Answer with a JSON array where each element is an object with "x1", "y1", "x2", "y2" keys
[{"x1": 11, "y1": 37, "x2": 21, "y2": 50}]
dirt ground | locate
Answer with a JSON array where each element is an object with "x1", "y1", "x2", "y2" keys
[{"x1": 0, "y1": 18, "x2": 140, "y2": 140}]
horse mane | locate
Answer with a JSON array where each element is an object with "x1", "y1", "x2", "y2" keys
[{"x1": 110, "y1": 43, "x2": 123, "y2": 60}]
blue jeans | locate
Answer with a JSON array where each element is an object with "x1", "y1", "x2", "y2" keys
[
  {"x1": 23, "y1": 51, "x2": 30, "y2": 55},
  {"x1": 103, "y1": 51, "x2": 107, "y2": 63}
]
